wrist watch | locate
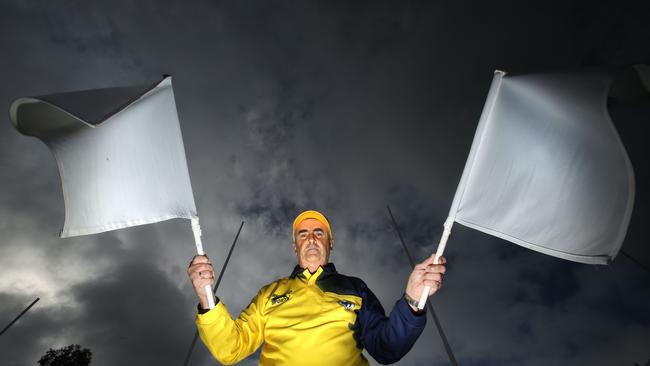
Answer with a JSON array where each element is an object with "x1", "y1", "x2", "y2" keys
[{"x1": 403, "y1": 293, "x2": 420, "y2": 308}]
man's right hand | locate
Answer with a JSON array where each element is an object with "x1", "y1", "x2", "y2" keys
[{"x1": 188, "y1": 255, "x2": 216, "y2": 310}]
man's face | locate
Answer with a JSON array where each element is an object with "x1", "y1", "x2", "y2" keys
[{"x1": 293, "y1": 218, "x2": 332, "y2": 272}]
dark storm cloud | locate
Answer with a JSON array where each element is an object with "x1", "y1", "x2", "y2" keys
[
  {"x1": 70, "y1": 257, "x2": 195, "y2": 365},
  {"x1": 1, "y1": 1, "x2": 649, "y2": 365},
  {"x1": 0, "y1": 293, "x2": 79, "y2": 366},
  {"x1": 0, "y1": 246, "x2": 198, "y2": 366}
]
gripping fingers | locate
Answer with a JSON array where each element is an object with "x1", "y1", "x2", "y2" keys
[
  {"x1": 192, "y1": 263, "x2": 214, "y2": 273},
  {"x1": 423, "y1": 272, "x2": 443, "y2": 282},
  {"x1": 425, "y1": 263, "x2": 446, "y2": 274},
  {"x1": 423, "y1": 280, "x2": 442, "y2": 293},
  {"x1": 197, "y1": 271, "x2": 215, "y2": 279},
  {"x1": 189, "y1": 263, "x2": 214, "y2": 277},
  {"x1": 416, "y1": 254, "x2": 439, "y2": 269},
  {"x1": 188, "y1": 261, "x2": 215, "y2": 290},
  {"x1": 189, "y1": 254, "x2": 210, "y2": 266},
  {"x1": 194, "y1": 269, "x2": 215, "y2": 281}
]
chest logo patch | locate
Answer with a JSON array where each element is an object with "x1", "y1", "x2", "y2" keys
[
  {"x1": 338, "y1": 300, "x2": 355, "y2": 310},
  {"x1": 271, "y1": 291, "x2": 291, "y2": 305}
]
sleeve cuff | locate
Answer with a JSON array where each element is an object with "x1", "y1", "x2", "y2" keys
[
  {"x1": 196, "y1": 296, "x2": 221, "y2": 314},
  {"x1": 396, "y1": 298, "x2": 427, "y2": 325},
  {"x1": 196, "y1": 301, "x2": 230, "y2": 324}
]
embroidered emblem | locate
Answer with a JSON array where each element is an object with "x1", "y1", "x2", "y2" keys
[
  {"x1": 271, "y1": 291, "x2": 292, "y2": 305},
  {"x1": 338, "y1": 300, "x2": 355, "y2": 310}
]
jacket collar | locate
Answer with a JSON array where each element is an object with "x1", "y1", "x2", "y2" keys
[{"x1": 290, "y1": 262, "x2": 337, "y2": 278}]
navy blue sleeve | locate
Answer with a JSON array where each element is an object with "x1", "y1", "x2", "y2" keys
[{"x1": 357, "y1": 283, "x2": 427, "y2": 364}]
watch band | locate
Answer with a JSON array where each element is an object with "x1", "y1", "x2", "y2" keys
[{"x1": 403, "y1": 293, "x2": 419, "y2": 308}]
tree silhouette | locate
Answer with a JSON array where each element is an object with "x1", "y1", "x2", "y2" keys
[{"x1": 37, "y1": 344, "x2": 92, "y2": 366}]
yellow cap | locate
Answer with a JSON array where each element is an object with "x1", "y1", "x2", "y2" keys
[{"x1": 292, "y1": 210, "x2": 333, "y2": 242}]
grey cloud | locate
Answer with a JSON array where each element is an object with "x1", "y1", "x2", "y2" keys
[
  {"x1": 0, "y1": 293, "x2": 80, "y2": 366},
  {"x1": 69, "y1": 258, "x2": 194, "y2": 365},
  {"x1": 1, "y1": 1, "x2": 649, "y2": 365}
]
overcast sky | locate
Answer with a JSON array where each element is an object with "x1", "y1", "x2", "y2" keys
[{"x1": 1, "y1": 1, "x2": 649, "y2": 365}]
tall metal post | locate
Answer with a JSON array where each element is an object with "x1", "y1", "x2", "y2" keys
[
  {"x1": 182, "y1": 221, "x2": 244, "y2": 366},
  {"x1": 387, "y1": 206, "x2": 458, "y2": 366}
]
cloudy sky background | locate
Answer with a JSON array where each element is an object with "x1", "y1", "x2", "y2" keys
[{"x1": 1, "y1": 1, "x2": 649, "y2": 365}]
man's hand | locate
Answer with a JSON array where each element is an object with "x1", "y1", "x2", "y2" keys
[
  {"x1": 404, "y1": 256, "x2": 447, "y2": 311},
  {"x1": 188, "y1": 255, "x2": 216, "y2": 310}
]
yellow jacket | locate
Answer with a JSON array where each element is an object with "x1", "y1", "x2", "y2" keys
[{"x1": 196, "y1": 263, "x2": 426, "y2": 365}]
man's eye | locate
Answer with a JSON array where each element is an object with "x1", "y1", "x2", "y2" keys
[{"x1": 315, "y1": 232, "x2": 323, "y2": 237}]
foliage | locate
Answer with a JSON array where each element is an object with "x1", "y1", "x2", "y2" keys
[{"x1": 37, "y1": 344, "x2": 92, "y2": 366}]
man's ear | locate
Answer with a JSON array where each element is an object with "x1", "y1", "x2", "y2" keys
[{"x1": 329, "y1": 239, "x2": 334, "y2": 250}]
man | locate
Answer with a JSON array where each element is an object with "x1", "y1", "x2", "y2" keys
[{"x1": 188, "y1": 210, "x2": 447, "y2": 365}]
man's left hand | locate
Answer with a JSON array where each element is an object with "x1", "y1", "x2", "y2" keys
[{"x1": 404, "y1": 256, "x2": 447, "y2": 311}]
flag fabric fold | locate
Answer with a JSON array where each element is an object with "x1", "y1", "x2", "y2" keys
[{"x1": 10, "y1": 76, "x2": 197, "y2": 237}]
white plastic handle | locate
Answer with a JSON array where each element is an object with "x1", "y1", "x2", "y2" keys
[
  {"x1": 417, "y1": 217, "x2": 454, "y2": 310},
  {"x1": 192, "y1": 217, "x2": 215, "y2": 309},
  {"x1": 204, "y1": 285, "x2": 215, "y2": 309}
]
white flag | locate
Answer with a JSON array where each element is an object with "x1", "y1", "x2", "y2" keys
[
  {"x1": 10, "y1": 76, "x2": 197, "y2": 237},
  {"x1": 449, "y1": 69, "x2": 638, "y2": 264}
]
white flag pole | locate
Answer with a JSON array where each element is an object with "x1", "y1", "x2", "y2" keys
[
  {"x1": 417, "y1": 70, "x2": 507, "y2": 310},
  {"x1": 418, "y1": 217, "x2": 454, "y2": 309},
  {"x1": 191, "y1": 217, "x2": 215, "y2": 309}
]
